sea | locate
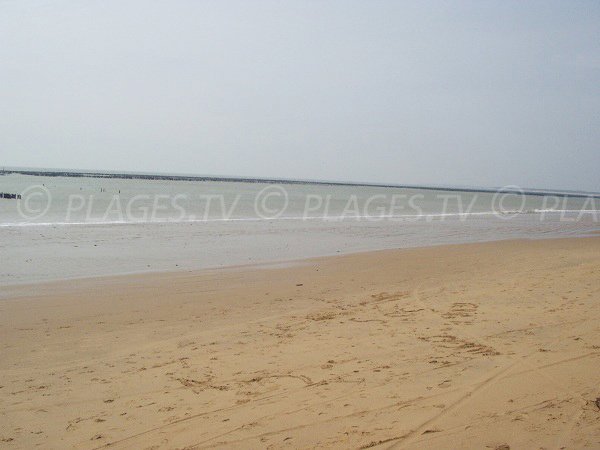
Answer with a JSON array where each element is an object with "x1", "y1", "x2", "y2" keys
[{"x1": 1, "y1": 169, "x2": 599, "y2": 285}]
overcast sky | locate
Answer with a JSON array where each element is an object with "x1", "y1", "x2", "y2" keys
[{"x1": 1, "y1": 1, "x2": 599, "y2": 191}]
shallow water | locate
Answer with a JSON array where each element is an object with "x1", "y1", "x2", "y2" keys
[{"x1": 1, "y1": 173, "x2": 598, "y2": 285}]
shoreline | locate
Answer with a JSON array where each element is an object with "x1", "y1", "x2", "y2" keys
[
  {"x1": 1, "y1": 236, "x2": 599, "y2": 448},
  {"x1": 2, "y1": 232, "x2": 599, "y2": 289}
]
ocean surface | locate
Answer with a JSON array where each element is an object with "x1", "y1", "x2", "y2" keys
[{"x1": 1, "y1": 172, "x2": 599, "y2": 285}]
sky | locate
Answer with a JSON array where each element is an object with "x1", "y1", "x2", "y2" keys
[{"x1": 1, "y1": 1, "x2": 599, "y2": 192}]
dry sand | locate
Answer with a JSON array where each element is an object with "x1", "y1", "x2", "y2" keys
[{"x1": 1, "y1": 237, "x2": 599, "y2": 449}]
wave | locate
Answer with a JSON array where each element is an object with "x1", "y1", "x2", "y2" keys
[{"x1": 1, "y1": 209, "x2": 599, "y2": 227}]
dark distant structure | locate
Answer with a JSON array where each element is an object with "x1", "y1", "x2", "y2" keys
[
  {"x1": 0, "y1": 193, "x2": 21, "y2": 199},
  {"x1": 1, "y1": 168, "x2": 599, "y2": 199}
]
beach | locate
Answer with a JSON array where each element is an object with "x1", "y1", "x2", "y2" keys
[
  {"x1": 1, "y1": 237, "x2": 599, "y2": 449},
  {"x1": 3, "y1": 1, "x2": 599, "y2": 448}
]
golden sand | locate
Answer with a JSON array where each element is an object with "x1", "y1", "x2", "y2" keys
[{"x1": 1, "y1": 237, "x2": 599, "y2": 449}]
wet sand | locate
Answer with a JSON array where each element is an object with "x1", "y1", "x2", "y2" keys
[
  {"x1": 3, "y1": 213, "x2": 598, "y2": 286},
  {"x1": 1, "y1": 237, "x2": 599, "y2": 449}
]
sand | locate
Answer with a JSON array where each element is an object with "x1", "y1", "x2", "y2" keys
[{"x1": 1, "y1": 237, "x2": 599, "y2": 449}]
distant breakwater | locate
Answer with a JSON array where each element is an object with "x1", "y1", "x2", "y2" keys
[
  {"x1": 0, "y1": 192, "x2": 21, "y2": 199},
  {"x1": 1, "y1": 168, "x2": 599, "y2": 199}
]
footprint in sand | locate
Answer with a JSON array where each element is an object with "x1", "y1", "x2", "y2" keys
[{"x1": 441, "y1": 302, "x2": 478, "y2": 325}]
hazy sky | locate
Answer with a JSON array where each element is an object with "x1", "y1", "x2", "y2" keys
[{"x1": 1, "y1": 1, "x2": 599, "y2": 191}]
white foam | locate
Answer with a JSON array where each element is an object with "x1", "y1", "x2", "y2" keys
[{"x1": 1, "y1": 209, "x2": 599, "y2": 228}]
